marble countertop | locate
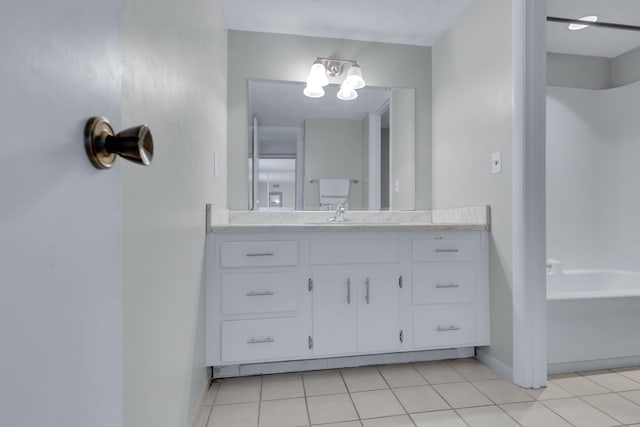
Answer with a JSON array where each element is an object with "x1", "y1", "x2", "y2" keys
[
  {"x1": 207, "y1": 206, "x2": 490, "y2": 233},
  {"x1": 209, "y1": 223, "x2": 488, "y2": 232}
]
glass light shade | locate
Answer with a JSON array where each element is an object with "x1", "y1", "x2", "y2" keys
[
  {"x1": 306, "y1": 61, "x2": 329, "y2": 87},
  {"x1": 568, "y1": 15, "x2": 598, "y2": 30},
  {"x1": 343, "y1": 63, "x2": 366, "y2": 89},
  {"x1": 337, "y1": 84, "x2": 358, "y2": 101},
  {"x1": 303, "y1": 84, "x2": 325, "y2": 98}
]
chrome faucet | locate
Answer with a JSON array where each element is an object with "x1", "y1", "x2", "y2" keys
[{"x1": 328, "y1": 203, "x2": 346, "y2": 222}]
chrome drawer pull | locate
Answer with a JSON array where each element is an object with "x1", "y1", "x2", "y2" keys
[
  {"x1": 436, "y1": 283, "x2": 459, "y2": 289},
  {"x1": 347, "y1": 278, "x2": 351, "y2": 304},
  {"x1": 435, "y1": 249, "x2": 459, "y2": 253},
  {"x1": 247, "y1": 337, "x2": 274, "y2": 344},
  {"x1": 246, "y1": 291, "x2": 275, "y2": 296},
  {"x1": 246, "y1": 252, "x2": 275, "y2": 257},
  {"x1": 437, "y1": 326, "x2": 460, "y2": 332}
]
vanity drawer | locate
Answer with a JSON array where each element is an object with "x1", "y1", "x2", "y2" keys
[
  {"x1": 221, "y1": 241, "x2": 298, "y2": 267},
  {"x1": 221, "y1": 272, "x2": 299, "y2": 315},
  {"x1": 221, "y1": 318, "x2": 299, "y2": 362},
  {"x1": 310, "y1": 239, "x2": 400, "y2": 265},
  {"x1": 412, "y1": 237, "x2": 477, "y2": 262},
  {"x1": 412, "y1": 267, "x2": 475, "y2": 305},
  {"x1": 413, "y1": 307, "x2": 476, "y2": 348}
]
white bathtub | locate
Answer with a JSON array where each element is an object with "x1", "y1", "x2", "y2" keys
[{"x1": 547, "y1": 269, "x2": 640, "y2": 372}]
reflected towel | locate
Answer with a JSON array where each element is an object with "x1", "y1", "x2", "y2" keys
[{"x1": 319, "y1": 178, "x2": 350, "y2": 208}]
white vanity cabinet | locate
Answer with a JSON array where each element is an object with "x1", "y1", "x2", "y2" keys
[
  {"x1": 311, "y1": 269, "x2": 401, "y2": 356},
  {"x1": 411, "y1": 232, "x2": 489, "y2": 349},
  {"x1": 205, "y1": 229, "x2": 489, "y2": 369}
]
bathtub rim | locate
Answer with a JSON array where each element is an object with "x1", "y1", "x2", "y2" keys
[{"x1": 547, "y1": 268, "x2": 640, "y2": 301}]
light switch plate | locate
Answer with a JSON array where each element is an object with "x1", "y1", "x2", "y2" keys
[{"x1": 492, "y1": 152, "x2": 502, "y2": 174}]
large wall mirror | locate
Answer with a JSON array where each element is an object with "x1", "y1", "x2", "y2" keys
[{"x1": 248, "y1": 79, "x2": 415, "y2": 211}]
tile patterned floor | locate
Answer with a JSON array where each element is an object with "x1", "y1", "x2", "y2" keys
[{"x1": 194, "y1": 359, "x2": 640, "y2": 427}]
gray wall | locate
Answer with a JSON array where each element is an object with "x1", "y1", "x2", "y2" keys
[
  {"x1": 122, "y1": 0, "x2": 227, "y2": 426},
  {"x1": 548, "y1": 50, "x2": 640, "y2": 90},
  {"x1": 612, "y1": 47, "x2": 640, "y2": 88},
  {"x1": 228, "y1": 30, "x2": 432, "y2": 210},
  {"x1": 381, "y1": 129, "x2": 390, "y2": 210},
  {"x1": 432, "y1": 0, "x2": 514, "y2": 368},
  {"x1": 389, "y1": 88, "x2": 416, "y2": 210},
  {"x1": 361, "y1": 115, "x2": 370, "y2": 208},
  {"x1": 304, "y1": 118, "x2": 363, "y2": 210},
  {"x1": 547, "y1": 52, "x2": 611, "y2": 90}
]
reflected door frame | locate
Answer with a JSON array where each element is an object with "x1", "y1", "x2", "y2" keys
[{"x1": 367, "y1": 100, "x2": 387, "y2": 211}]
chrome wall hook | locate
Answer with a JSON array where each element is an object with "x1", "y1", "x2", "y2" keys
[{"x1": 84, "y1": 116, "x2": 154, "y2": 169}]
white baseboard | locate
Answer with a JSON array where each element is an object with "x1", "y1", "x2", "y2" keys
[
  {"x1": 548, "y1": 355, "x2": 640, "y2": 374},
  {"x1": 213, "y1": 348, "x2": 475, "y2": 378},
  {"x1": 476, "y1": 347, "x2": 513, "y2": 380}
]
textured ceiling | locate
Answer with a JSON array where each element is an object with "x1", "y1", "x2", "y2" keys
[
  {"x1": 223, "y1": 0, "x2": 640, "y2": 61},
  {"x1": 222, "y1": 0, "x2": 473, "y2": 46}
]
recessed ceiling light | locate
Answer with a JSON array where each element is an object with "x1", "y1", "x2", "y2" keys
[{"x1": 569, "y1": 15, "x2": 598, "y2": 31}]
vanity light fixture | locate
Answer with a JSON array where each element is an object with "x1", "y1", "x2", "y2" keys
[
  {"x1": 337, "y1": 84, "x2": 358, "y2": 101},
  {"x1": 303, "y1": 83, "x2": 325, "y2": 98},
  {"x1": 343, "y1": 63, "x2": 365, "y2": 89},
  {"x1": 303, "y1": 57, "x2": 366, "y2": 100}
]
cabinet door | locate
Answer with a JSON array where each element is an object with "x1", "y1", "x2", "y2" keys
[
  {"x1": 358, "y1": 270, "x2": 401, "y2": 353},
  {"x1": 312, "y1": 271, "x2": 357, "y2": 355}
]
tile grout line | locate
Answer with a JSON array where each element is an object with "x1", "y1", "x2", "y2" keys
[
  {"x1": 211, "y1": 379, "x2": 221, "y2": 406},
  {"x1": 438, "y1": 363, "x2": 511, "y2": 408},
  {"x1": 449, "y1": 407, "x2": 478, "y2": 427},
  {"x1": 409, "y1": 358, "x2": 510, "y2": 423},
  {"x1": 409, "y1": 362, "x2": 456, "y2": 415},
  {"x1": 440, "y1": 358, "x2": 527, "y2": 425},
  {"x1": 577, "y1": 391, "x2": 640, "y2": 426},
  {"x1": 535, "y1": 397, "x2": 595, "y2": 427},
  {"x1": 214, "y1": 361, "x2": 640, "y2": 427},
  {"x1": 542, "y1": 368, "x2": 640, "y2": 427},
  {"x1": 584, "y1": 373, "x2": 640, "y2": 394},
  {"x1": 616, "y1": 389, "x2": 640, "y2": 406},
  {"x1": 203, "y1": 381, "x2": 218, "y2": 427},
  {"x1": 374, "y1": 365, "x2": 419, "y2": 427},
  {"x1": 256, "y1": 376, "x2": 263, "y2": 427},
  {"x1": 615, "y1": 370, "x2": 640, "y2": 387},
  {"x1": 340, "y1": 368, "x2": 365, "y2": 424},
  {"x1": 532, "y1": 372, "x2": 596, "y2": 427},
  {"x1": 300, "y1": 373, "x2": 313, "y2": 427}
]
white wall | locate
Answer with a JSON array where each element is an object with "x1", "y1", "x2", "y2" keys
[
  {"x1": 121, "y1": 1, "x2": 227, "y2": 427},
  {"x1": 0, "y1": 0, "x2": 123, "y2": 426},
  {"x1": 547, "y1": 82, "x2": 640, "y2": 272},
  {"x1": 432, "y1": 0, "x2": 514, "y2": 368},
  {"x1": 228, "y1": 30, "x2": 432, "y2": 210},
  {"x1": 304, "y1": 118, "x2": 363, "y2": 210}
]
